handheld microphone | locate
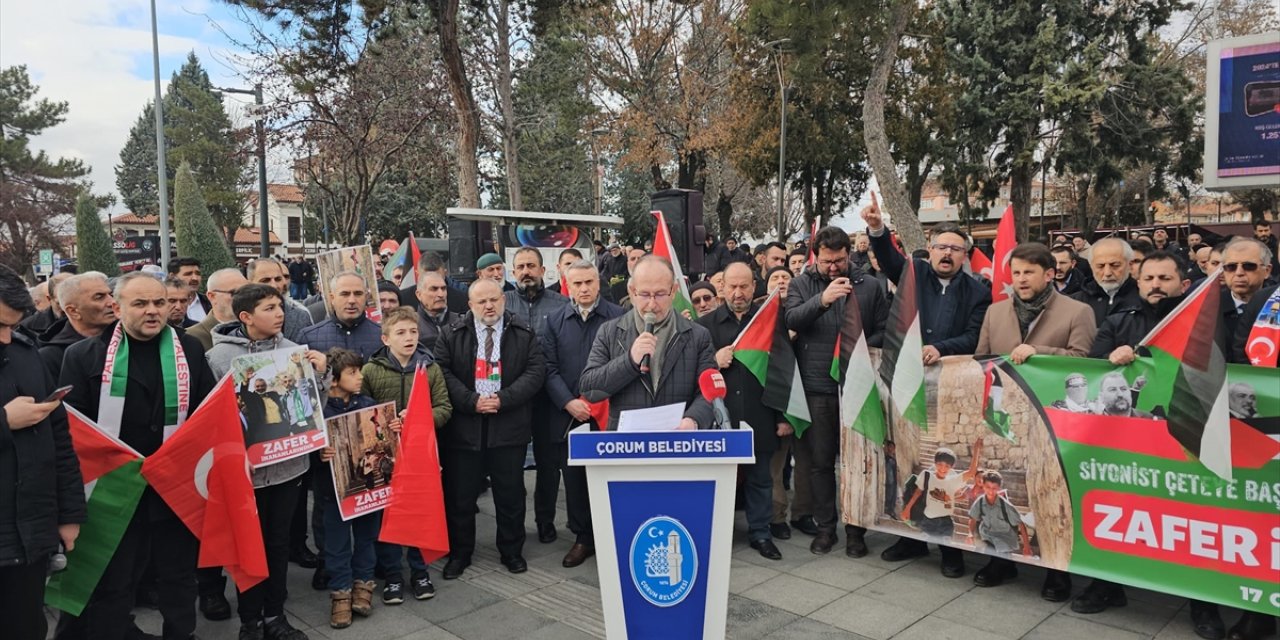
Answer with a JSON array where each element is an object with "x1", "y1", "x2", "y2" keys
[
  {"x1": 698, "y1": 369, "x2": 731, "y2": 430},
  {"x1": 639, "y1": 312, "x2": 656, "y2": 374}
]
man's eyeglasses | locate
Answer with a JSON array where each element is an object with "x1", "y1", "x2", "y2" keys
[
  {"x1": 691, "y1": 295, "x2": 715, "y2": 304},
  {"x1": 816, "y1": 257, "x2": 847, "y2": 268},
  {"x1": 930, "y1": 244, "x2": 966, "y2": 254},
  {"x1": 632, "y1": 292, "x2": 672, "y2": 302},
  {"x1": 1223, "y1": 262, "x2": 1261, "y2": 273},
  {"x1": 210, "y1": 288, "x2": 241, "y2": 296}
]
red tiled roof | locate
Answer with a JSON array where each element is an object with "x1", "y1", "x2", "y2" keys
[
  {"x1": 109, "y1": 212, "x2": 158, "y2": 224},
  {"x1": 247, "y1": 183, "x2": 305, "y2": 206},
  {"x1": 235, "y1": 227, "x2": 282, "y2": 245}
]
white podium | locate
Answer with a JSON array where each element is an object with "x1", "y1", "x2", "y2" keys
[{"x1": 567, "y1": 425, "x2": 755, "y2": 640}]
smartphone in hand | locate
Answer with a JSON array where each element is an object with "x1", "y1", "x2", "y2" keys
[{"x1": 42, "y1": 385, "x2": 73, "y2": 404}]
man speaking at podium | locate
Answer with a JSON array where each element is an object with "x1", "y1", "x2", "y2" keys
[{"x1": 579, "y1": 255, "x2": 716, "y2": 431}]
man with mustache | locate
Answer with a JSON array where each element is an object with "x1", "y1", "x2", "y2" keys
[
  {"x1": 297, "y1": 272, "x2": 384, "y2": 360},
  {"x1": 864, "y1": 204, "x2": 991, "y2": 576},
  {"x1": 503, "y1": 248, "x2": 569, "y2": 544},
  {"x1": 1090, "y1": 250, "x2": 1192, "y2": 369}
]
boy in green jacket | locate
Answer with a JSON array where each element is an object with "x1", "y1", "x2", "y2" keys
[{"x1": 360, "y1": 307, "x2": 452, "y2": 604}]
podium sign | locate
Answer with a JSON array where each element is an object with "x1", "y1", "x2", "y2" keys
[{"x1": 568, "y1": 427, "x2": 754, "y2": 640}]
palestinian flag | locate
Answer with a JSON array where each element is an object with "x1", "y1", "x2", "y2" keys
[
  {"x1": 732, "y1": 289, "x2": 811, "y2": 435},
  {"x1": 804, "y1": 217, "x2": 820, "y2": 267},
  {"x1": 651, "y1": 210, "x2": 696, "y2": 318},
  {"x1": 878, "y1": 258, "x2": 928, "y2": 429},
  {"x1": 383, "y1": 233, "x2": 421, "y2": 289},
  {"x1": 44, "y1": 407, "x2": 147, "y2": 615},
  {"x1": 1139, "y1": 268, "x2": 1232, "y2": 479},
  {"x1": 981, "y1": 360, "x2": 1014, "y2": 441},
  {"x1": 991, "y1": 205, "x2": 1015, "y2": 303},
  {"x1": 829, "y1": 285, "x2": 887, "y2": 444}
]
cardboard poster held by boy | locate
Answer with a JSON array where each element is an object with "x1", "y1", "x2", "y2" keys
[
  {"x1": 232, "y1": 347, "x2": 329, "y2": 467},
  {"x1": 325, "y1": 402, "x2": 401, "y2": 520}
]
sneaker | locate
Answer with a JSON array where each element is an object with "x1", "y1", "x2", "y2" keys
[
  {"x1": 351, "y1": 579, "x2": 376, "y2": 616},
  {"x1": 382, "y1": 581, "x2": 404, "y2": 605},
  {"x1": 263, "y1": 616, "x2": 308, "y2": 640},
  {"x1": 239, "y1": 621, "x2": 264, "y2": 640},
  {"x1": 412, "y1": 575, "x2": 436, "y2": 600},
  {"x1": 329, "y1": 591, "x2": 352, "y2": 629}
]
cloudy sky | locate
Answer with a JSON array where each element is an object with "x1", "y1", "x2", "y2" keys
[{"x1": 1, "y1": 0, "x2": 262, "y2": 213}]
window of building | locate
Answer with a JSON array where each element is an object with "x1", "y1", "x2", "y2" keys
[{"x1": 287, "y1": 216, "x2": 301, "y2": 244}]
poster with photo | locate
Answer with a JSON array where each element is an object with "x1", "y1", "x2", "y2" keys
[
  {"x1": 316, "y1": 245, "x2": 382, "y2": 323},
  {"x1": 326, "y1": 402, "x2": 401, "y2": 520},
  {"x1": 232, "y1": 347, "x2": 329, "y2": 468}
]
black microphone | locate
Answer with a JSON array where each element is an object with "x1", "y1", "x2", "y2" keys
[{"x1": 639, "y1": 312, "x2": 656, "y2": 374}]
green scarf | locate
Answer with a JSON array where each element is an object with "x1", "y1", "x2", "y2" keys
[{"x1": 98, "y1": 323, "x2": 189, "y2": 440}]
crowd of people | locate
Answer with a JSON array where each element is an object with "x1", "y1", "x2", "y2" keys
[{"x1": 1, "y1": 212, "x2": 1277, "y2": 640}]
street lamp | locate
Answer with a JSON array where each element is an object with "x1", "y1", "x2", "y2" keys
[
  {"x1": 217, "y1": 84, "x2": 270, "y2": 258},
  {"x1": 764, "y1": 38, "x2": 793, "y2": 242},
  {"x1": 590, "y1": 127, "x2": 609, "y2": 219}
]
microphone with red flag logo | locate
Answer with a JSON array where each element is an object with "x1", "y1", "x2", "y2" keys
[{"x1": 699, "y1": 369, "x2": 730, "y2": 430}]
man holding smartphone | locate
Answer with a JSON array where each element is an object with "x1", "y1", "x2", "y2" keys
[
  {"x1": 785, "y1": 226, "x2": 888, "y2": 556},
  {"x1": 0, "y1": 264, "x2": 85, "y2": 640}
]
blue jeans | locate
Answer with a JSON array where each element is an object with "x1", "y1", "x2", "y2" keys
[
  {"x1": 289, "y1": 282, "x2": 307, "y2": 300},
  {"x1": 376, "y1": 540, "x2": 428, "y2": 583},
  {"x1": 743, "y1": 458, "x2": 773, "y2": 543},
  {"x1": 319, "y1": 491, "x2": 378, "y2": 591}
]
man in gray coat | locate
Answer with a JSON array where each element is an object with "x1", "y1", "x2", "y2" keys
[{"x1": 579, "y1": 255, "x2": 716, "y2": 430}]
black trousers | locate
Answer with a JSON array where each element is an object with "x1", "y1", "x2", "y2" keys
[
  {"x1": 442, "y1": 443, "x2": 526, "y2": 560},
  {"x1": 2, "y1": 557, "x2": 50, "y2": 640},
  {"x1": 532, "y1": 395, "x2": 565, "y2": 526},
  {"x1": 803, "y1": 393, "x2": 864, "y2": 536},
  {"x1": 238, "y1": 479, "x2": 301, "y2": 623},
  {"x1": 56, "y1": 503, "x2": 198, "y2": 640},
  {"x1": 562, "y1": 450, "x2": 593, "y2": 546},
  {"x1": 289, "y1": 469, "x2": 311, "y2": 551}
]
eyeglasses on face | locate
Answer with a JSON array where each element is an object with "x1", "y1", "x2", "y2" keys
[
  {"x1": 930, "y1": 244, "x2": 966, "y2": 254},
  {"x1": 632, "y1": 291, "x2": 672, "y2": 302},
  {"x1": 691, "y1": 295, "x2": 715, "y2": 304},
  {"x1": 1223, "y1": 262, "x2": 1260, "y2": 273}
]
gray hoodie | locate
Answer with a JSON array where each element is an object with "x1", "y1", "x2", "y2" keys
[{"x1": 207, "y1": 322, "x2": 324, "y2": 489}]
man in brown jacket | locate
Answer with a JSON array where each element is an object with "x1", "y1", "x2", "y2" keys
[
  {"x1": 977, "y1": 243, "x2": 1097, "y2": 362},
  {"x1": 975, "y1": 242, "x2": 1096, "y2": 603}
]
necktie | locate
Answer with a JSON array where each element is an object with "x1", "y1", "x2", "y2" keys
[{"x1": 485, "y1": 326, "x2": 496, "y2": 370}]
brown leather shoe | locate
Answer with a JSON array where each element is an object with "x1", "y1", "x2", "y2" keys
[
  {"x1": 562, "y1": 543, "x2": 596, "y2": 568},
  {"x1": 329, "y1": 591, "x2": 352, "y2": 629},
  {"x1": 351, "y1": 579, "x2": 375, "y2": 617}
]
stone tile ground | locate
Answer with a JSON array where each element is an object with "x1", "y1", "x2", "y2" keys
[{"x1": 85, "y1": 474, "x2": 1213, "y2": 640}]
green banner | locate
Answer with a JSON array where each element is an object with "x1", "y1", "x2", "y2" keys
[{"x1": 840, "y1": 354, "x2": 1280, "y2": 615}]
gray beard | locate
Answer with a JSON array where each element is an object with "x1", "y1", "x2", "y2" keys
[{"x1": 1099, "y1": 278, "x2": 1125, "y2": 297}]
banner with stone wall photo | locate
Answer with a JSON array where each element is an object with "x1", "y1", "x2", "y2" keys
[{"x1": 840, "y1": 353, "x2": 1280, "y2": 615}]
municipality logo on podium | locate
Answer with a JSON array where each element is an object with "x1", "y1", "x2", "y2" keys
[{"x1": 629, "y1": 516, "x2": 698, "y2": 607}]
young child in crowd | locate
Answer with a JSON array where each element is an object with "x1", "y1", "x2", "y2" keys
[
  {"x1": 317, "y1": 348, "x2": 391, "y2": 629},
  {"x1": 359, "y1": 307, "x2": 452, "y2": 604}
]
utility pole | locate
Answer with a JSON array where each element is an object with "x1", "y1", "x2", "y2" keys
[
  {"x1": 217, "y1": 84, "x2": 270, "y2": 257},
  {"x1": 766, "y1": 39, "x2": 792, "y2": 242},
  {"x1": 149, "y1": 0, "x2": 171, "y2": 268}
]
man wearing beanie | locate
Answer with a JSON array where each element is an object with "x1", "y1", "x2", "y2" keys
[{"x1": 476, "y1": 253, "x2": 515, "y2": 292}]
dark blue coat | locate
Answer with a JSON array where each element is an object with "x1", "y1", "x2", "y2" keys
[
  {"x1": 296, "y1": 315, "x2": 384, "y2": 360},
  {"x1": 542, "y1": 299, "x2": 627, "y2": 440},
  {"x1": 869, "y1": 229, "x2": 990, "y2": 356}
]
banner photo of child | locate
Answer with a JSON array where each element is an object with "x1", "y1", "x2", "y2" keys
[
  {"x1": 316, "y1": 245, "x2": 382, "y2": 323},
  {"x1": 232, "y1": 346, "x2": 330, "y2": 467},
  {"x1": 325, "y1": 401, "x2": 400, "y2": 520}
]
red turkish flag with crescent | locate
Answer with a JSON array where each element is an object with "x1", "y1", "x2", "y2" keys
[
  {"x1": 991, "y1": 205, "x2": 1016, "y2": 303},
  {"x1": 141, "y1": 376, "x2": 267, "y2": 590},
  {"x1": 378, "y1": 367, "x2": 449, "y2": 563}
]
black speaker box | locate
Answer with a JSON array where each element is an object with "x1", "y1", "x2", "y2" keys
[{"x1": 648, "y1": 189, "x2": 706, "y2": 275}]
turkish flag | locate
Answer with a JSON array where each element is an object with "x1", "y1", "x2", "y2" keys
[
  {"x1": 991, "y1": 205, "x2": 1016, "y2": 303},
  {"x1": 1245, "y1": 323, "x2": 1280, "y2": 367},
  {"x1": 141, "y1": 376, "x2": 267, "y2": 590},
  {"x1": 378, "y1": 367, "x2": 449, "y2": 563},
  {"x1": 969, "y1": 247, "x2": 993, "y2": 282}
]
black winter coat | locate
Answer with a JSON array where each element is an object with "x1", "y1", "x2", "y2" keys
[
  {"x1": 869, "y1": 229, "x2": 990, "y2": 355},
  {"x1": 1071, "y1": 278, "x2": 1142, "y2": 327},
  {"x1": 0, "y1": 328, "x2": 86, "y2": 566},
  {"x1": 786, "y1": 265, "x2": 887, "y2": 395},
  {"x1": 433, "y1": 312, "x2": 545, "y2": 450},
  {"x1": 37, "y1": 317, "x2": 86, "y2": 381}
]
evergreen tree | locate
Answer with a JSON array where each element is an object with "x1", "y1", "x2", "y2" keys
[
  {"x1": 0, "y1": 65, "x2": 91, "y2": 275},
  {"x1": 74, "y1": 194, "x2": 120, "y2": 277},
  {"x1": 173, "y1": 160, "x2": 235, "y2": 280},
  {"x1": 115, "y1": 101, "x2": 159, "y2": 217},
  {"x1": 114, "y1": 53, "x2": 246, "y2": 245}
]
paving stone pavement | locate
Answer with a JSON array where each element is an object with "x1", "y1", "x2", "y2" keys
[{"x1": 73, "y1": 472, "x2": 1221, "y2": 640}]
